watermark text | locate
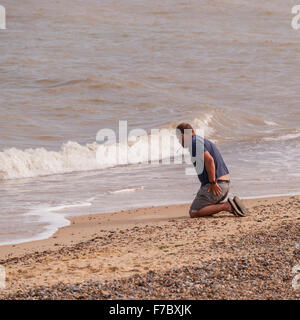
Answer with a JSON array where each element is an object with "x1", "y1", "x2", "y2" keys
[
  {"x1": 291, "y1": 5, "x2": 300, "y2": 30},
  {"x1": 0, "y1": 265, "x2": 5, "y2": 289},
  {"x1": 0, "y1": 5, "x2": 6, "y2": 30}
]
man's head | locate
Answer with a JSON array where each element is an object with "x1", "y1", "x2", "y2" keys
[{"x1": 176, "y1": 122, "x2": 195, "y2": 148}]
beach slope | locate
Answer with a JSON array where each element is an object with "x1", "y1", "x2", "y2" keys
[{"x1": 0, "y1": 195, "x2": 299, "y2": 299}]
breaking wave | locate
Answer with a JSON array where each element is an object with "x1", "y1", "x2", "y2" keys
[
  {"x1": 0, "y1": 129, "x2": 198, "y2": 181},
  {"x1": 0, "y1": 114, "x2": 216, "y2": 181}
]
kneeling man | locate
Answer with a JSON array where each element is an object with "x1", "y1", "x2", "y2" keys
[{"x1": 176, "y1": 123, "x2": 248, "y2": 218}]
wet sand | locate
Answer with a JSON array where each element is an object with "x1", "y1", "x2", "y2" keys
[{"x1": 0, "y1": 195, "x2": 299, "y2": 299}]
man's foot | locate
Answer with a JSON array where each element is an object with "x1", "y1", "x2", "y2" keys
[
  {"x1": 233, "y1": 196, "x2": 249, "y2": 216},
  {"x1": 228, "y1": 198, "x2": 245, "y2": 217}
]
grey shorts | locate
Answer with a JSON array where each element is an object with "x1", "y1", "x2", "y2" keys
[{"x1": 190, "y1": 181, "x2": 230, "y2": 212}]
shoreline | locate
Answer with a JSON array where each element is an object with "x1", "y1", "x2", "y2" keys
[
  {"x1": 1, "y1": 192, "x2": 300, "y2": 249},
  {"x1": 0, "y1": 195, "x2": 299, "y2": 299},
  {"x1": 0, "y1": 202, "x2": 191, "y2": 261}
]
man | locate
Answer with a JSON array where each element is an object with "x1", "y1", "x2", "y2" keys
[{"x1": 176, "y1": 123, "x2": 248, "y2": 218}]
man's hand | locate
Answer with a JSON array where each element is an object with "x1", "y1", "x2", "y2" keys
[{"x1": 208, "y1": 183, "x2": 222, "y2": 196}]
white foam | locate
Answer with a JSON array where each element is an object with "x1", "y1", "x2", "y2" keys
[
  {"x1": 264, "y1": 120, "x2": 279, "y2": 126},
  {"x1": 107, "y1": 186, "x2": 144, "y2": 194},
  {"x1": 0, "y1": 201, "x2": 92, "y2": 246},
  {"x1": 0, "y1": 115, "x2": 214, "y2": 181},
  {"x1": 193, "y1": 114, "x2": 215, "y2": 137},
  {"x1": 263, "y1": 132, "x2": 300, "y2": 142},
  {"x1": 0, "y1": 132, "x2": 183, "y2": 181}
]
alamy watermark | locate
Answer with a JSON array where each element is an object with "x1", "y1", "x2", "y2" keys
[
  {"x1": 292, "y1": 244, "x2": 300, "y2": 290},
  {"x1": 0, "y1": 5, "x2": 6, "y2": 30},
  {"x1": 95, "y1": 121, "x2": 204, "y2": 176},
  {"x1": 291, "y1": 5, "x2": 300, "y2": 30},
  {"x1": 292, "y1": 264, "x2": 300, "y2": 290},
  {"x1": 0, "y1": 265, "x2": 5, "y2": 290}
]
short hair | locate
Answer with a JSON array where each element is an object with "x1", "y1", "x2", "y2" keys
[{"x1": 176, "y1": 123, "x2": 195, "y2": 135}]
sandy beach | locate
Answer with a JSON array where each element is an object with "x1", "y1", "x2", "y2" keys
[{"x1": 0, "y1": 195, "x2": 299, "y2": 300}]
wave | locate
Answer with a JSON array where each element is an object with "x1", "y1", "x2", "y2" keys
[
  {"x1": 0, "y1": 132, "x2": 187, "y2": 181},
  {"x1": 264, "y1": 120, "x2": 279, "y2": 127},
  {"x1": 162, "y1": 113, "x2": 215, "y2": 137},
  {"x1": 34, "y1": 76, "x2": 148, "y2": 91},
  {"x1": 263, "y1": 132, "x2": 300, "y2": 142},
  {"x1": 1, "y1": 110, "x2": 296, "y2": 181},
  {"x1": 0, "y1": 113, "x2": 216, "y2": 181},
  {"x1": 0, "y1": 200, "x2": 92, "y2": 246},
  {"x1": 107, "y1": 186, "x2": 144, "y2": 194}
]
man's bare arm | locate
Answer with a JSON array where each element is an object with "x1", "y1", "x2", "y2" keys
[
  {"x1": 204, "y1": 151, "x2": 216, "y2": 182},
  {"x1": 204, "y1": 151, "x2": 222, "y2": 196}
]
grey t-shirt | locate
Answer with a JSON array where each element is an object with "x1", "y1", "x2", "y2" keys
[{"x1": 189, "y1": 135, "x2": 229, "y2": 186}]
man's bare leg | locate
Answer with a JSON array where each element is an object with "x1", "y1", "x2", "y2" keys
[{"x1": 189, "y1": 201, "x2": 232, "y2": 218}]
